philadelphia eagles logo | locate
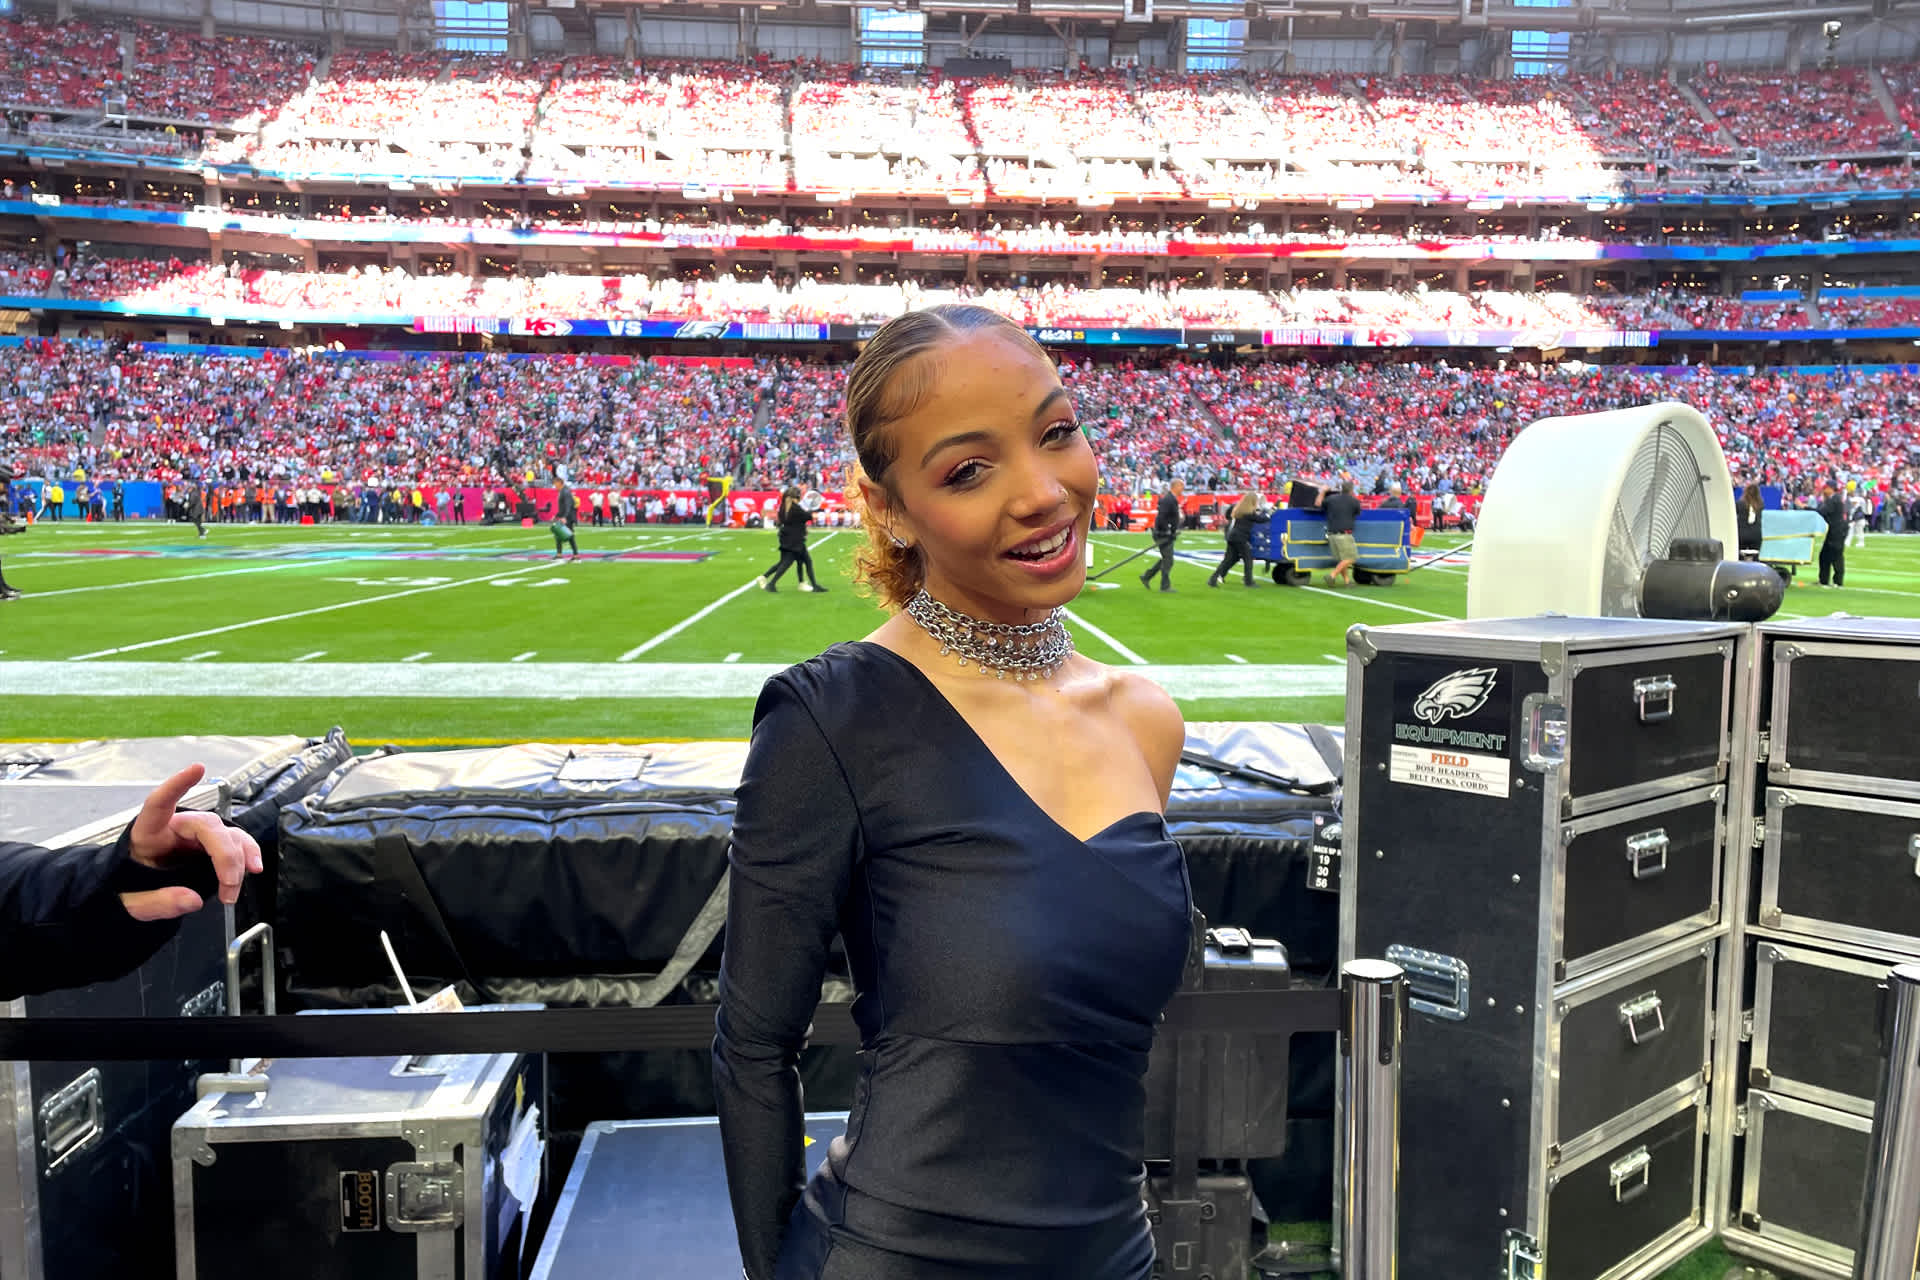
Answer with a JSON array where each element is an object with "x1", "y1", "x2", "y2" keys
[{"x1": 1412, "y1": 668, "x2": 1499, "y2": 725}]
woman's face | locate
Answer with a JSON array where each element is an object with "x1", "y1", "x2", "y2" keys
[{"x1": 861, "y1": 330, "x2": 1098, "y2": 625}]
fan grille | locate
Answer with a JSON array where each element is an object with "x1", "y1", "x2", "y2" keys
[{"x1": 1601, "y1": 420, "x2": 1716, "y2": 616}]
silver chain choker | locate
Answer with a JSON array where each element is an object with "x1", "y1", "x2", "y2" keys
[{"x1": 904, "y1": 589, "x2": 1075, "y2": 681}]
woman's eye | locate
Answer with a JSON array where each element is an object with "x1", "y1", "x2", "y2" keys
[
  {"x1": 1044, "y1": 421, "x2": 1080, "y2": 444},
  {"x1": 945, "y1": 461, "x2": 985, "y2": 488}
]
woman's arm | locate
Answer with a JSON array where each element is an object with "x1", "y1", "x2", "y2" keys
[{"x1": 714, "y1": 673, "x2": 863, "y2": 1280}]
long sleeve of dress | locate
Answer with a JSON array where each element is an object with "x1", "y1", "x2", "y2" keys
[
  {"x1": 713, "y1": 671, "x2": 864, "y2": 1280},
  {"x1": 0, "y1": 830, "x2": 191, "y2": 1000}
]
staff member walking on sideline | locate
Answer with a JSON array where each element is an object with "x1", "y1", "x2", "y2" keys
[
  {"x1": 1208, "y1": 491, "x2": 1261, "y2": 588},
  {"x1": 1817, "y1": 482, "x2": 1847, "y2": 587},
  {"x1": 552, "y1": 482, "x2": 581, "y2": 559},
  {"x1": 1321, "y1": 479, "x2": 1362, "y2": 587},
  {"x1": 1139, "y1": 479, "x2": 1184, "y2": 592},
  {"x1": 761, "y1": 485, "x2": 826, "y2": 593}
]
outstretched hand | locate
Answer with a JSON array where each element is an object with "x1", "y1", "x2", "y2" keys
[{"x1": 120, "y1": 763, "x2": 264, "y2": 923}]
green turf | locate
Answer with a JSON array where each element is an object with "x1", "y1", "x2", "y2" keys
[{"x1": 4, "y1": 521, "x2": 1919, "y2": 743}]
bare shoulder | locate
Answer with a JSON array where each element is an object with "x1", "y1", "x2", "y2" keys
[{"x1": 1077, "y1": 658, "x2": 1185, "y2": 796}]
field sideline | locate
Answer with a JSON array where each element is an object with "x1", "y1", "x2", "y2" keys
[{"x1": 5, "y1": 520, "x2": 1920, "y2": 744}]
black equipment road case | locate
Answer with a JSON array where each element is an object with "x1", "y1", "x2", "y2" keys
[
  {"x1": 1748, "y1": 940, "x2": 1904, "y2": 1116},
  {"x1": 173, "y1": 1050, "x2": 543, "y2": 1280},
  {"x1": 1756, "y1": 787, "x2": 1920, "y2": 955},
  {"x1": 0, "y1": 733, "x2": 350, "y2": 1280},
  {"x1": 1761, "y1": 616, "x2": 1920, "y2": 802},
  {"x1": 1342, "y1": 617, "x2": 1745, "y2": 1280},
  {"x1": 1723, "y1": 617, "x2": 1920, "y2": 1280},
  {"x1": 529, "y1": 1114, "x2": 848, "y2": 1280},
  {"x1": 1172, "y1": 723, "x2": 1344, "y2": 1227},
  {"x1": 1142, "y1": 923, "x2": 1291, "y2": 1280},
  {"x1": 0, "y1": 780, "x2": 225, "y2": 1280},
  {"x1": 1735, "y1": 1089, "x2": 1880, "y2": 1277}
]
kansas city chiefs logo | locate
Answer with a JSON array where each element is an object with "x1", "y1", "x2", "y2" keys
[{"x1": 1413, "y1": 668, "x2": 1499, "y2": 725}]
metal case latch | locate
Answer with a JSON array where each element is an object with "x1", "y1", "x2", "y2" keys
[
  {"x1": 1619, "y1": 992, "x2": 1667, "y2": 1045},
  {"x1": 38, "y1": 1068, "x2": 103, "y2": 1176},
  {"x1": 1385, "y1": 944, "x2": 1470, "y2": 1022},
  {"x1": 1522, "y1": 695, "x2": 1569, "y2": 770},
  {"x1": 1632, "y1": 675, "x2": 1676, "y2": 723},
  {"x1": 1207, "y1": 926, "x2": 1252, "y2": 955},
  {"x1": 1910, "y1": 834, "x2": 1920, "y2": 878},
  {"x1": 385, "y1": 1161, "x2": 464, "y2": 1232},
  {"x1": 1624, "y1": 829, "x2": 1670, "y2": 880},
  {"x1": 1609, "y1": 1146, "x2": 1652, "y2": 1203},
  {"x1": 1503, "y1": 1230, "x2": 1543, "y2": 1280}
]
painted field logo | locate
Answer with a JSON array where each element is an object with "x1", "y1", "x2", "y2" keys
[{"x1": 1412, "y1": 667, "x2": 1499, "y2": 725}]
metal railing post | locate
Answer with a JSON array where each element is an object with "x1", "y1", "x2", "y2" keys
[
  {"x1": 1854, "y1": 963, "x2": 1920, "y2": 1280},
  {"x1": 1341, "y1": 959, "x2": 1404, "y2": 1280}
]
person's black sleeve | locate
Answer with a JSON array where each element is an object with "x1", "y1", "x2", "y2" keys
[
  {"x1": 714, "y1": 673, "x2": 862, "y2": 1280},
  {"x1": 0, "y1": 830, "x2": 203, "y2": 1000}
]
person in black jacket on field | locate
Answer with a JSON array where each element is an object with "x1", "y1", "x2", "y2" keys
[
  {"x1": 552, "y1": 482, "x2": 581, "y2": 558},
  {"x1": 1817, "y1": 482, "x2": 1847, "y2": 587},
  {"x1": 1736, "y1": 484, "x2": 1765, "y2": 560},
  {"x1": 1208, "y1": 491, "x2": 1261, "y2": 588},
  {"x1": 1139, "y1": 478, "x2": 1184, "y2": 591},
  {"x1": 1, "y1": 764, "x2": 263, "y2": 1000},
  {"x1": 760, "y1": 486, "x2": 826, "y2": 593}
]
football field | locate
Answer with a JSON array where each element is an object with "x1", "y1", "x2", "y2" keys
[{"x1": 5, "y1": 520, "x2": 1920, "y2": 744}]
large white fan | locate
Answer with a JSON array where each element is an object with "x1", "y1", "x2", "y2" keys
[{"x1": 1467, "y1": 401, "x2": 1780, "y2": 622}]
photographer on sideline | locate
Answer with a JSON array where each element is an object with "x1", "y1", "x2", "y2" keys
[{"x1": 1, "y1": 764, "x2": 263, "y2": 1000}]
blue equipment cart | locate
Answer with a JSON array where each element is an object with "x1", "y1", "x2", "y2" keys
[{"x1": 1247, "y1": 507, "x2": 1415, "y2": 586}]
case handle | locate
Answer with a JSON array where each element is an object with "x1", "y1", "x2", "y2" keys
[
  {"x1": 1910, "y1": 834, "x2": 1919, "y2": 879},
  {"x1": 1619, "y1": 991, "x2": 1667, "y2": 1045},
  {"x1": 1633, "y1": 675, "x2": 1676, "y2": 723},
  {"x1": 1625, "y1": 829, "x2": 1670, "y2": 881},
  {"x1": 225, "y1": 922, "x2": 276, "y2": 1077},
  {"x1": 38, "y1": 1068, "x2": 102, "y2": 1177},
  {"x1": 1609, "y1": 1146, "x2": 1652, "y2": 1203}
]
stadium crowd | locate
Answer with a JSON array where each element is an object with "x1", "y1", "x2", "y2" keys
[
  {"x1": 0, "y1": 254, "x2": 1842, "y2": 333},
  {"x1": 6, "y1": 341, "x2": 1918, "y2": 528},
  {"x1": 4, "y1": 17, "x2": 1920, "y2": 197}
]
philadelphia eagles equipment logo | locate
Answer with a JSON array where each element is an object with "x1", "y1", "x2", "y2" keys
[{"x1": 1412, "y1": 668, "x2": 1499, "y2": 725}]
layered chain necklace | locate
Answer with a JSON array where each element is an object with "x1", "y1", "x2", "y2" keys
[{"x1": 904, "y1": 589, "x2": 1075, "y2": 682}]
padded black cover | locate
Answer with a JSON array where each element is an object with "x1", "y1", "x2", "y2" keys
[
  {"x1": 0, "y1": 731, "x2": 350, "y2": 853},
  {"x1": 278, "y1": 742, "x2": 748, "y2": 997}
]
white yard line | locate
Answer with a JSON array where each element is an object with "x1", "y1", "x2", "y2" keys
[
  {"x1": 511, "y1": 651, "x2": 537, "y2": 663},
  {"x1": 13, "y1": 560, "x2": 313, "y2": 599},
  {"x1": 180, "y1": 650, "x2": 220, "y2": 662},
  {"x1": 1059, "y1": 606, "x2": 1148, "y2": 665},
  {"x1": 1324, "y1": 653, "x2": 1345, "y2": 664},
  {"x1": 65, "y1": 562, "x2": 560, "y2": 661},
  {"x1": 724, "y1": 652, "x2": 743, "y2": 663},
  {"x1": 618, "y1": 579, "x2": 766, "y2": 661},
  {"x1": 1224, "y1": 653, "x2": 1248, "y2": 664},
  {"x1": 292, "y1": 650, "x2": 327, "y2": 663},
  {"x1": 1299, "y1": 586, "x2": 1459, "y2": 621},
  {"x1": 401, "y1": 652, "x2": 433, "y2": 663},
  {"x1": 0, "y1": 661, "x2": 1349, "y2": 700},
  {"x1": 614, "y1": 534, "x2": 839, "y2": 663}
]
